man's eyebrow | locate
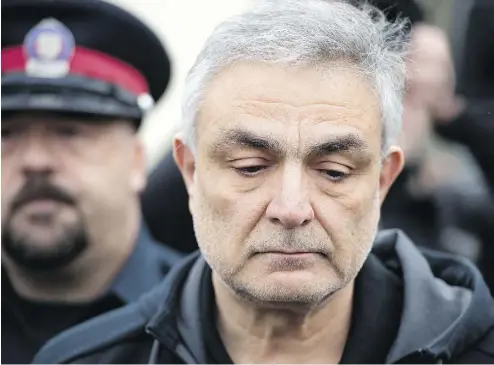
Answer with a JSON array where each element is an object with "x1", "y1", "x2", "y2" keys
[
  {"x1": 308, "y1": 134, "x2": 370, "y2": 157},
  {"x1": 211, "y1": 129, "x2": 285, "y2": 155}
]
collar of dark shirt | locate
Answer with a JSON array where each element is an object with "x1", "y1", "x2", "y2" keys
[{"x1": 111, "y1": 219, "x2": 181, "y2": 303}]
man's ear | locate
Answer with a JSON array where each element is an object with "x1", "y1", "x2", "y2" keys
[
  {"x1": 379, "y1": 146, "x2": 405, "y2": 204},
  {"x1": 131, "y1": 138, "x2": 147, "y2": 194},
  {"x1": 173, "y1": 134, "x2": 196, "y2": 196}
]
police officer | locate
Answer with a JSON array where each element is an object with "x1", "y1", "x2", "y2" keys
[{"x1": 1, "y1": 0, "x2": 182, "y2": 363}]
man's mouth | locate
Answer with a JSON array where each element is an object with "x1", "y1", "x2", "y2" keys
[
  {"x1": 257, "y1": 250, "x2": 325, "y2": 257},
  {"x1": 17, "y1": 198, "x2": 67, "y2": 215},
  {"x1": 269, "y1": 250, "x2": 312, "y2": 254}
]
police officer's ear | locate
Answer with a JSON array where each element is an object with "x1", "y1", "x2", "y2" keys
[
  {"x1": 173, "y1": 134, "x2": 195, "y2": 197},
  {"x1": 131, "y1": 137, "x2": 148, "y2": 194}
]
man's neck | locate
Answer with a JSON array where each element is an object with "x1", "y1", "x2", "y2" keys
[
  {"x1": 213, "y1": 274, "x2": 354, "y2": 364},
  {"x1": 4, "y1": 207, "x2": 140, "y2": 303}
]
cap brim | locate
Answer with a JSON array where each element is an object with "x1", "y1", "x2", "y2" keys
[
  {"x1": 2, "y1": 73, "x2": 144, "y2": 125},
  {"x1": 2, "y1": 92, "x2": 141, "y2": 120}
]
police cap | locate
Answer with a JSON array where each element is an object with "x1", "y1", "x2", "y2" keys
[{"x1": 2, "y1": 0, "x2": 171, "y2": 128}]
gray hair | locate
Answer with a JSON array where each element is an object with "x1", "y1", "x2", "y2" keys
[{"x1": 181, "y1": 0, "x2": 410, "y2": 154}]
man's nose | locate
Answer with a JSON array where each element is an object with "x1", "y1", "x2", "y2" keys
[
  {"x1": 19, "y1": 134, "x2": 57, "y2": 177},
  {"x1": 265, "y1": 163, "x2": 315, "y2": 229}
]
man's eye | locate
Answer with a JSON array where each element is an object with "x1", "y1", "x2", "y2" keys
[
  {"x1": 319, "y1": 169, "x2": 349, "y2": 182},
  {"x1": 1, "y1": 128, "x2": 15, "y2": 139},
  {"x1": 234, "y1": 165, "x2": 267, "y2": 176},
  {"x1": 54, "y1": 126, "x2": 80, "y2": 137}
]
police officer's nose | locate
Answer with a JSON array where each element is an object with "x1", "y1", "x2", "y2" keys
[
  {"x1": 266, "y1": 164, "x2": 315, "y2": 229},
  {"x1": 20, "y1": 134, "x2": 57, "y2": 178}
]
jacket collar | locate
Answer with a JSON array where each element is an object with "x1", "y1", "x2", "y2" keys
[
  {"x1": 374, "y1": 230, "x2": 494, "y2": 363},
  {"x1": 111, "y1": 221, "x2": 177, "y2": 303},
  {"x1": 144, "y1": 251, "x2": 203, "y2": 363}
]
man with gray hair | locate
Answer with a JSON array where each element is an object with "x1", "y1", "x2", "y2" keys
[{"x1": 34, "y1": 0, "x2": 494, "y2": 363}]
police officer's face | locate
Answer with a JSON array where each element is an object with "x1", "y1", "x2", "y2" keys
[
  {"x1": 175, "y1": 62, "x2": 404, "y2": 307},
  {"x1": 1, "y1": 114, "x2": 146, "y2": 270}
]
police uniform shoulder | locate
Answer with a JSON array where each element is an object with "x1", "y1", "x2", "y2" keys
[
  {"x1": 148, "y1": 235, "x2": 186, "y2": 268},
  {"x1": 33, "y1": 302, "x2": 147, "y2": 364},
  {"x1": 33, "y1": 255, "x2": 196, "y2": 364}
]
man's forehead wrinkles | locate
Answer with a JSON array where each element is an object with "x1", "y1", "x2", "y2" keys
[
  {"x1": 233, "y1": 102, "x2": 284, "y2": 123},
  {"x1": 236, "y1": 98, "x2": 359, "y2": 114},
  {"x1": 215, "y1": 100, "x2": 364, "y2": 132}
]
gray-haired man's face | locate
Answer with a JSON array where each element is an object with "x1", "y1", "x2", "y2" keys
[{"x1": 175, "y1": 61, "x2": 404, "y2": 308}]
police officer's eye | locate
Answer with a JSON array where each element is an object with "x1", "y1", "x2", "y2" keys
[
  {"x1": 54, "y1": 126, "x2": 80, "y2": 137},
  {"x1": 319, "y1": 169, "x2": 349, "y2": 182},
  {"x1": 1, "y1": 127, "x2": 14, "y2": 138},
  {"x1": 1, "y1": 126, "x2": 22, "y2": 139}
]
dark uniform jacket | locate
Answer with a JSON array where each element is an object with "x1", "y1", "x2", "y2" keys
[
  {"x1": 2, "y1": 222, "x2": 182, "y2": 364},
  {"x1": 33, "y1": 230, "x2": 494, "y2": 364}
]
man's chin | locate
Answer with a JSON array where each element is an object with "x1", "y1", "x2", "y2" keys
[
  {"x1": 2, "y1": 224, "x2": 88, "y2": 271},
  {"x1": 234, "y1": 275, "x2": 336, "y2": 307}
]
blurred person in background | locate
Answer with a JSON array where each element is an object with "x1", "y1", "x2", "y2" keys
[
  {"x1": 1, "y1": 0, "x2": 182, "y2": 363},
  {"x1": 35, "y1": 1, "x2": 494, "y2": 364},
  {"x1": 142, "y1": 151, "x2": 197, "y2": 253},
  {"x1": 381, "y1": 18, "x2": 494, "y2": 260},
  {"x1": 378, "y1": 0, "x2": 494, "y2": 292},
  {"x1": 441, "y1": 0, "x2": 494, "y2": 290}
]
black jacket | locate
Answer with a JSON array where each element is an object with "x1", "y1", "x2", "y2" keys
[{"x1": 33, "y1": 230, "x2": 494, "y2": 364}]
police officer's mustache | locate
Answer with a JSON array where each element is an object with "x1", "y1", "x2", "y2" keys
[{"x1": 11, "y1": 176, "x2": 76, "y2": 214}]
